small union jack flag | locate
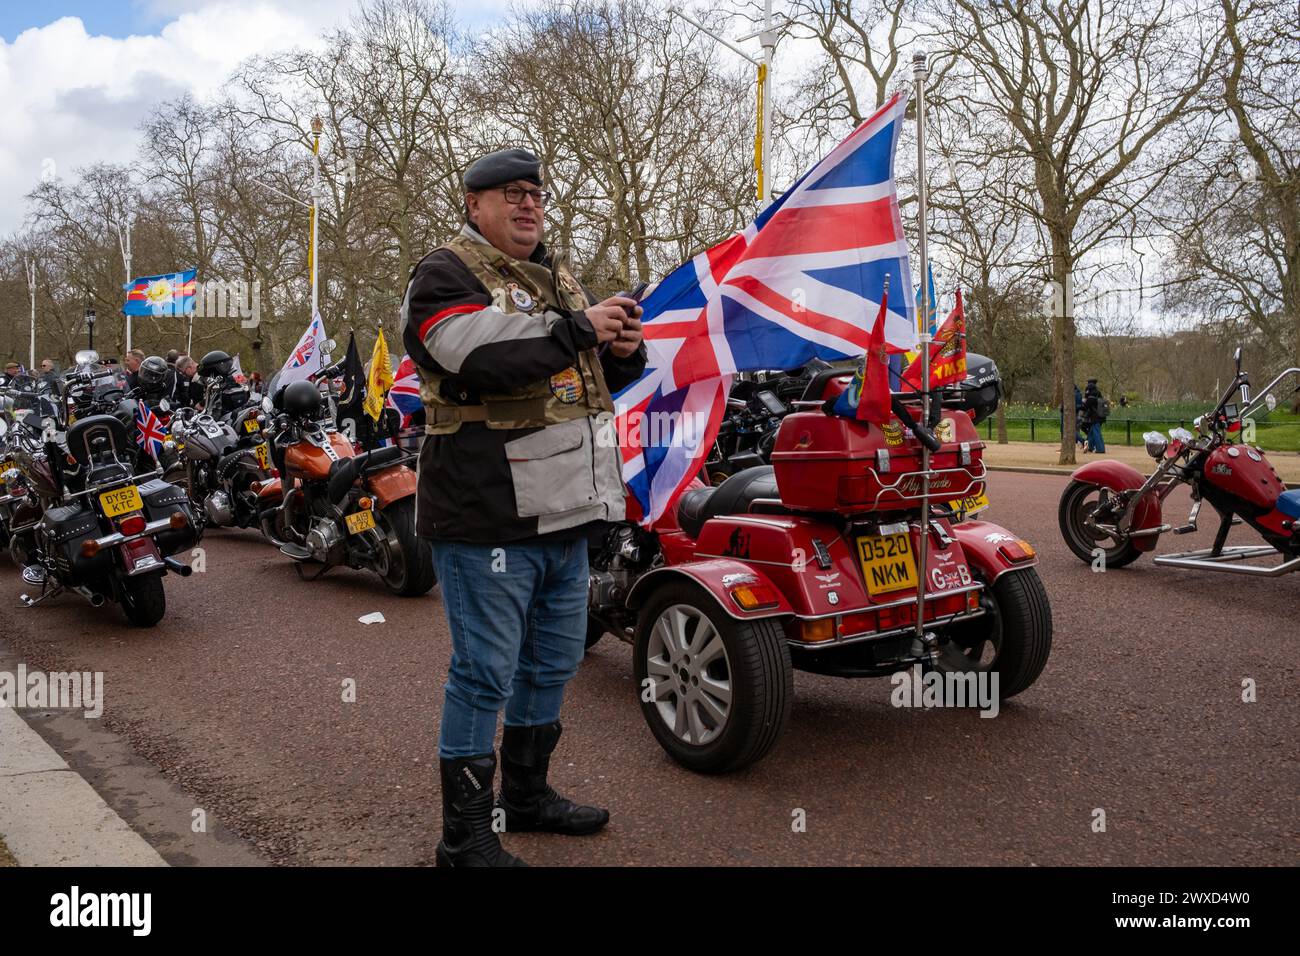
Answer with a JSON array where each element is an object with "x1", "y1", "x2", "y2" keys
[{"x1": 136, "y1": 402, "x2": 168, "y2": 459}]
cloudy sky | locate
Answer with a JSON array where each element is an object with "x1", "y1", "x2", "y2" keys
[{"x1": 0, "y1": 0, "x2": 524, "y2": 235}]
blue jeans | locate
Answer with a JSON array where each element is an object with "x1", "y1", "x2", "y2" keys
[
  {"x1": 432, "y1": 538, "x2": 588, "y2": 759},
  {"x1": 1087, "y1": 422, "x2": 1106, "y2": 452}
]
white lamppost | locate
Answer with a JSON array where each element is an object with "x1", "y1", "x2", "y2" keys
[{"x1": 670, "y1": 4, "x2": 781, "y2": 205}]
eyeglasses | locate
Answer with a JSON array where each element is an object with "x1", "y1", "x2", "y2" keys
[{"x1": 496, "y1": 185, "x2": 551, "y2": 206}]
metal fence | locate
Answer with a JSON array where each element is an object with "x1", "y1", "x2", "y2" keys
[{"x1": 988, "y1": 416, "x2": 1299, "y2": 452}]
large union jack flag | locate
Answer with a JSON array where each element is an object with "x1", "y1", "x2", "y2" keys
[{"x1": 617, "y1": 90, "x2": 916, "y2": 525}]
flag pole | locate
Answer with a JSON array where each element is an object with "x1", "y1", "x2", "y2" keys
[
  {"x1": 310, "y1": 116, "x2": 322, "y2": 321},
  {"x1": 912, "y1": 50, "x2": 932, "y2": 649},
  {"x1": 25, "y1": 258, "x2": 36, "y2": 370}
]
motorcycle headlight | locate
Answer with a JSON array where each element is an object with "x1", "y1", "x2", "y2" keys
[
  {"x1": 163, "y1": 439, "x2": 177, "y2": 452},
  {"x1": 1142, "y1": 431, "x2": 1168, "y2": 459}
]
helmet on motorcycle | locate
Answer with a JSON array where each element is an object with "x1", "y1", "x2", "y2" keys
[
  {"x1": 198, "y1": 350, "x2": 234, "y2": 379},
  {"x1": 282, "y1": 380, "x2": 323, "y2": 417},
  {"x1": 952, "y1": 352, "x2": 1001, "y2": 425},
  {"x1": 138, "y1": 355, "x2": 168, "y2": 388}
]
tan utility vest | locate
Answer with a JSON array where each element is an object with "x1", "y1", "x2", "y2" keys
[{"x1": 419, "y1": 234, "x2": 615, "y2": 434}]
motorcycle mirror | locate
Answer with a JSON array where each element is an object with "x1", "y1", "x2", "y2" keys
[
  {"x1": 74, "y1": 349, "x2": 99, "y2": 366},
  {"x1": 261, "y1": 395, "x2": 274, "y2": 414},
  {"x1": 159, "y1": 398, "x2": 171, "y2": 413},
  {"x1": 1193, "y1": 414, "x2": 1210, "y2": 436},
  {"x1": 1234, "y1": 346, "x2": 1243, "y2": 372},
  {"x1": 1265, "y1": 393, "x2": 1278, "y2": 412}
]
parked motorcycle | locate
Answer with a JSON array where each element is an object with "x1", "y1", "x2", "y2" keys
[
  {"x1": 254, "y1": 374, "x2": 435, "y2": 596},
  {"x1": 587, "y1": 362, "x2": 1050, "y2": 773},
  {"x1": 1059, "y1": 347, "x2": 1300, "y2": 576},
  {"x1": 167, "y1": 400, "x2": 271, "y2": 533},
  {"x1": 2, "y1": 368, "x2": 197, "y2": 626}
]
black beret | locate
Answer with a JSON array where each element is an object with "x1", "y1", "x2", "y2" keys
[{"x1": 463, "y1": 148, "x2": 543, "y2": 191}]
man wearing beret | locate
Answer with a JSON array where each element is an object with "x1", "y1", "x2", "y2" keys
[{"x1": 400, "y1": 147, "x2": 646, "y2": 866}]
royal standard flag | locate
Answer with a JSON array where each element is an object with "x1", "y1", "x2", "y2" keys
[
  {"x1": 364, "y1": 329, "x2": 394, "y2": 421},
  {"x1": 123, "y1": 270, "x2": 197, "y2": 316}
]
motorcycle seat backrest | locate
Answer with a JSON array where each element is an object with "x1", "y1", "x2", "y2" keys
[
  {"x1": 66, "y1": 414, "x2": 130, "y2": 467},
  {"x1": 800, "y1": 367, "x2": 853, "y2": 403},
  {"x1": 325, "y1": 446, "x2": 404, "y2": 503}
]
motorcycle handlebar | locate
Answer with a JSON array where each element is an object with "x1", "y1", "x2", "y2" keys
[{"x1": 889, "y1": 397, "x2": 943, "y2": 453}]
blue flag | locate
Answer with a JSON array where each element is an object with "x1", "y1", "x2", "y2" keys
[{"x1": 123, "y1": 270, "x2": 197, "y2": 316}]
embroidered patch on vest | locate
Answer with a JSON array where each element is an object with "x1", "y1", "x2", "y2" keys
[
  {"x1": 507, "y1": 282, "x2": 535, "y2": 311},
  {"x1": 549, "y1": 367, "x2": 585, "y2": 404}
]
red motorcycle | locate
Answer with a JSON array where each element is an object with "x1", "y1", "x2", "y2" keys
[
  {"x1": 587, "y1": 366, "x2": 1052, "y2": 773},
  {"x1": 1059, "y1": 348, "x2": 1300, "y2": 576}
]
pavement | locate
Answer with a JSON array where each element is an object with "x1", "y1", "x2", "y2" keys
[
  {"x1": 0, "y1": 470, "x2": 1294, "y2": 866},
  {"x1": 0, "y1": 705, "x2": 165, "y2": 866}
]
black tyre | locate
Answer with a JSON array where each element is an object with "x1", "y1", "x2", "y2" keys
[
  {"x1": 935, "y1": 567, "x2": 1052, "y2": 699},
  {"x1": 119, "y1": 572, "x2": 166, "y2": 628},
  {"x1": 1058, "y1": 479, "x2": 1142, "y2": 568},
  {"x1": 634, "y1": 581, "x2": 792, "y2": 773},
  {"x1": 375, "y1": 498, "x2": 435, "y2": 596}
]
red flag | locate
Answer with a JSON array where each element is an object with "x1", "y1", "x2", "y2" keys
[
  {"x1": 857, "y1": 289, "x2": 893, "y2": 424},
  {"x1": 904, "y1": 288, "x2": 967, "y2": 390}
]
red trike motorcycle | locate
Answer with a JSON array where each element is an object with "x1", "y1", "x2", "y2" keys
[
  {"x1": 587, "y1": 365, "x2": 1052, "y2": 773},
  {"x1": 1059, "y1": 348, "x2": 1300, "y2": 576}
]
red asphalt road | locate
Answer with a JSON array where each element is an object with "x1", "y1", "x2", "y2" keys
[{"x1": 1, "y1": 471, "x2": 1296, "y2": 866}]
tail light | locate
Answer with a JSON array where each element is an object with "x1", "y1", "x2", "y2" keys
[
  {"x1": 998, "y1": 539, "x2": 1037, "y2": 563},
  {"x1": 357, "y1": 496, "x2": 373, "y2": 510},
  {"x1": 838, "y1": 611, "x2": 877, "y2": 636},
  {"x1": 795, "y1": 619, "x2": 835, "y2": 643},
  {"x1": 729, "y1": 583, "x2": 780, "y2": 611},
  {"x1": 118, "y1": 514, "x2": 146, "y2": 536}
]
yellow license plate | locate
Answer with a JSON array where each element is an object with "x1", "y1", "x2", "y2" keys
[
  {"x1": 100, "y1": 485, "x2": 144, "y2": 518},
  {"x1": 254, "y1": 442, "x2": 270, "y2": 469},
  {"x1": 0, "y1": 460, "x2": 13, "y2": 475},
  {"x1": 345, "y1": 509, "x2": 376, "y2": 535},
  {"x1": 856, "y1": 532, "x2": 918, "y2": 596},
  {"x1": 948, "y1": 491, "x2": 990, "y2": 516},
  {"x1": 244, "y1": 419, "x2": 260, "y2": 433}
]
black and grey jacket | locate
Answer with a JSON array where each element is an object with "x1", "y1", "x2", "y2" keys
[{"x1": 400, "y1": 226, "x2": 647, "y2": 543}]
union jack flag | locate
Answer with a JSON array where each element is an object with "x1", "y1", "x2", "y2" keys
[
  {"x1": 617, "y1": 91, "x2": 916, "y2": 524},
  {"x1": 385, "y1": 355, "x2": 422, "y2": 425},
  {"x1": 136, "y1": 402, "x2": 168, "y2": 459}
]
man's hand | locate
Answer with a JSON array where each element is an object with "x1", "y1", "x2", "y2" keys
[
  {"x1": 585, "y1": 296, "x2": 639, "y2": 344},
  {"x1": 609, "y1": 312, "x2": 643, "y2": 358}
]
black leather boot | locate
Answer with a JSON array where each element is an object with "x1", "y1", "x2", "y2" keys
[
  {"x1": 498, "y1": 721, "x2": 609, "y2": 836},
  {"x1": 435, "y1": 753, "x2": 527, "y2": 867}
]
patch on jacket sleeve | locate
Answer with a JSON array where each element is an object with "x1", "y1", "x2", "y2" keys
[{"x1": 549, "y1": 366, "x2": 585, "y2": 404}]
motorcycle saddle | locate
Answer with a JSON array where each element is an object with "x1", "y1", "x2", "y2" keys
[
  {"x1": 676, "y1": 466, "x2": 782, "y2": 539},
  {"x1": 325, "y1": 446, "x2": 405, "y2": 503},
  {"x1": 1276, "y1": 489, "x2": 1300, "y2": 520}
]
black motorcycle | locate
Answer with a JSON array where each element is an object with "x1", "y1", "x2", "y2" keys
[{"x1": 5, "y1": 363, "x2": 197, "y2": 626}]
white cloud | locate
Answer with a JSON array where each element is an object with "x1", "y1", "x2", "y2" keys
[{"x1": 0, "y1": 0, "x2": 358, "y2": 234}]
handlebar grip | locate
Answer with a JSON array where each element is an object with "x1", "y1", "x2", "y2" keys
[{"x1": 890, "y1": 397, "x2": 942, "y2": 453}]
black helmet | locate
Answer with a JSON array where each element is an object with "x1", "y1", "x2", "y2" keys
[
  {"x1": 198, "y1": 350, "x2": 234, "y2": 378},
  {"x1": 952, "y1": 352, "x2": 1001, "y2": 425},
  {"x1": 282, "y1": 380, "x2": 323, "y2": 417},
  {"x1": 138, "y1": 355, "x2": 168, "y2": 388}
]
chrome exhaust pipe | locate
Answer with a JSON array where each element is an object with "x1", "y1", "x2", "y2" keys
[{"x1": 163, "y1": 556, "x2": 193, "y2": 577}]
